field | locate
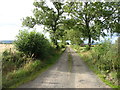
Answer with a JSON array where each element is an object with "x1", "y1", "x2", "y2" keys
[
  {"x1": 0, "y1": 44, "x2": 14, "y2": 88},
  {"x1": 0, "y1": 44, "x2": 14, "y2": 54},
  {"x1": 0, "y1": 44, "x2": 14, "y2": 85}
]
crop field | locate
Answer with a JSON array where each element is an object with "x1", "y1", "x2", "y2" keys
[
  {"x1": 0, "y1": 44, "x2": 14, "y2": 62},
  {"x1": 0, "y1": 44, "x2": 13, "y2": 88},
  {"x1": 0, "y1": 44, "x2": 14, "y2": 54}
]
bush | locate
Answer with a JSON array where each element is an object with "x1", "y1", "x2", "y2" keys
[
  {"x1": 71, "y1": 39, "x2": 119, "y2": 87},
  {"x1": 85, "y1": 45, "x2": 90, "y2": 51},
  {"x1": 58, "y1": 43, "x2": 65, "y2": 49},
  {"x1": 2, "y1": 50, "x2": 28, "y2": 75},
  {"x1": 90, "y1": 40, "x2": 119, "y2": 86},
  {"x1": 2, "y1": 60, "x2": 42, "y2": 88},
  {"x1": 14, "y1": 30, "x2": 51, "y2": 59},
  {"x1": 2, "y1": 47, "x2": 63, "y2": 88},
  {"x1": 91, "y1": 40, "x2": 118, "y2": 71}
]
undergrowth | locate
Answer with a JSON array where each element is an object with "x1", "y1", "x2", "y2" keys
[
  {"x1": 71, "y1": 39, "x2": 120, "y2": 88},
  {"x1": 2, "y1": 47, "x2": 65, "y2": 88}
]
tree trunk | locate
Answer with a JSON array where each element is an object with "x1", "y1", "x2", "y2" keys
[
  {"x1": 88, "y1": 35, "x2": 91, "y2": 48},
  {"x1": 84, "y1": 2, "x2": 91, "y2": 50},
  {"x1": 53, "y1": 33, "x2": 58, "y2": 49},
  {"x1": 52, "y1": 26, "x2": 59, "y2": 49}
]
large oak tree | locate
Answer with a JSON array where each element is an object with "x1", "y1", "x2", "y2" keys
[
  {"x1": 64, "y1": 2, "x2": 119, "y2": 49},
  {"x1": 22, "y1": 1, "x2": 64, "y2": 48}
]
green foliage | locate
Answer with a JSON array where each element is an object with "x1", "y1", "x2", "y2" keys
[
  {"x1": 65, "y1": 2, "x2": 104, "y2": 46},
  {"x1": 2, "y1": 50, "x2": 10, "y2": 56},
  {"x1": 58, "y1": 42, "x2": 65, "y2": 49},
  {"x1": 65, "y1": 29, "x2": 83, "y2": 45},
  {"x1": 71, "y1": 45, "x2": 85, "y2": 53},
  {"x1": 101, "y1": 2, "x2": 120, "y2": 35},
  {"x1": 2, "y1": 60, "x2": 41, "y2": 88},
  {"x1": 85, "y1": 45, "x2": 90, "y2": 51},
  {"x1": 2, "y1": 45, "x2": 65, "y2": 88},
  {"x1": 72, "y1": 39, "x2": 120, "y2": 87},
  {"x1": 2, "y1": 49, "x2": 29, "y2": 75},
  {"x1": 23, "y1": 1, "x2": 65, "y2": 48},
  {"x1": 22, "y1": 1, "x2": 120, "y2": 48},
  {"x1": 22, "y1": 16, "x2": 36, "y2": 28},
  {"x1": 91, "y1": 40, "x2": 119, "y2": 72},
  {"x1": 14, "y1": 30, "x2": 50, "y2": 59},
  {"x1": 64, "y1": 2, "x2": 119, "y2": 48}
]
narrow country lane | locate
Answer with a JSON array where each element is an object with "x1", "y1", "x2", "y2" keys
[{"x1": 19, "y1": 47, "x2": 110, "y2": 88}]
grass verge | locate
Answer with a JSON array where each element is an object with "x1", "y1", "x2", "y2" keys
[
  {"x1": 71, "y1": 46, "x2": 119, "y2": 88},
  {"x1": 2, "y1": 48, "x2": 65, "y2": 88},
  {"x1": 68, "y1": 51, "x2": 72, "y2": 72}
]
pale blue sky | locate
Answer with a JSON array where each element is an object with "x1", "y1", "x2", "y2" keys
[{"x1": 0, "y1": 0, "x2": 118, "y2": 43}]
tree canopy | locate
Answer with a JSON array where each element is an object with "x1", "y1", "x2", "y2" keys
[
  {"x1": 14, "y1": 30, "x2": 50, "y2": 59},
  {"x1": 22, "y1": 1, "x2": 65, "y2": 48},
  {"x1": 22, "y1": 1, "x2": 120, "y2": 49}
]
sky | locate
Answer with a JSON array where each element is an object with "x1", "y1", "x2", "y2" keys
[
  {"x1": 0, "y1": 0, "x2": 34, "y2": 40},
  {"x1": 0, "y1": 0, "x2": 118, "y2": 43}
]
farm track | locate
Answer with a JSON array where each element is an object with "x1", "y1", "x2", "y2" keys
[{"x1": 19, "y1": 47, "x2": 110, "y2": 88}]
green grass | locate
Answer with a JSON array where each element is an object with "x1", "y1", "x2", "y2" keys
[
  {"x1": 2, "y1": 48, "x2": 65, "y2": 88},
  {"x1": 79, "y1": 53, "x2": 119, "y2": 88},
  {"x1": 68, "y1": 52, "x2": 72, "y2": 72},
  {"x1": 82, "y1": 59, "x2": 119, "y2": 88}
]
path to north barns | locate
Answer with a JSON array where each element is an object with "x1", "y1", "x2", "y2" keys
[{"x1": 19, "y1": 47, "x2": 110, "y2": 88}]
